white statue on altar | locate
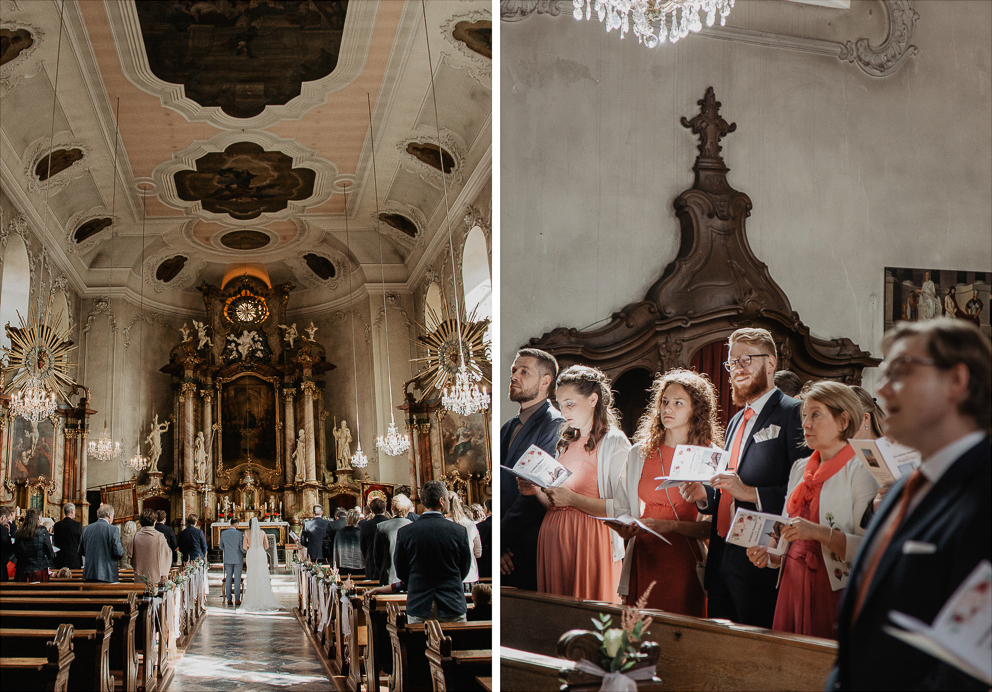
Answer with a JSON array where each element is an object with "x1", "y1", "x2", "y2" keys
[
  {"x1": 193, "y1": 431, "x2": 208, "y2": 483},
  {"x1": 192, "y1": 320, "x2": 213, "y2": 350},
  {"x1": 333, "y1": 419, "x2": 352, "y2": 470},
  {"x1": 278, "y1": 323, "x2": 298, "y2": 348},
  {"x1": 145, "y1": 415, "x2": 170, "y2": 468},
  {"x1": 293, "y1": 429, "x2": 306, "y2": 481}
]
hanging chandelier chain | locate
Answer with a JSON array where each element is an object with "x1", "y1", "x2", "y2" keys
[{"x1": 343, "y1": 188, "x2": 368, "y2": 468}]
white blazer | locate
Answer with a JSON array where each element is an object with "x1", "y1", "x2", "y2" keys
[
  {"x1": 784, "y1": 453, "x2": 879, "y2": 591},
  {"x1": 559, "y1": 426, "x2": 631, "y2": 564}
]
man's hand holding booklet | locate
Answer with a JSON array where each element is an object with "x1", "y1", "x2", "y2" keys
[
  {"x1": 505, "y1": 444, "x2": 572, "y2": 488},
  {"x1": 655, "y1": 444, "x2": 731, "y2": 489}
]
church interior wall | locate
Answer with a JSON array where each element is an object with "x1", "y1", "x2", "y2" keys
[{"x1": 500, "y1": 0, "x2": 991, "y2": 420}]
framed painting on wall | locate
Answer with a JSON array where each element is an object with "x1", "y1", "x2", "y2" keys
[
  {"x1": 437, "y1": 409, "x2": 490, "y2": 479},
  {"x1": 6, "y1": 416, "x2": 56, "y2": 481},
  {"x1": 885, "y1": 268, "x2": 990, "y2": 339}
]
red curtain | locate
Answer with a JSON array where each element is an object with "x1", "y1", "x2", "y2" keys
[{"x1": 690, "y1": 341, "x2": 740, "y2": 432}]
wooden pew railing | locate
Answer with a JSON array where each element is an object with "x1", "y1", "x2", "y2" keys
[
  {"x1": 425, "y1": 620, "x2": 492, "y2": 692},
  {"x1": 0, "y1": 623, "x2": 75, "y2": 692}
]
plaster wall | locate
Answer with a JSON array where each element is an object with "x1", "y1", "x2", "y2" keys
[{"x1": 499, "y1": 0, "x2": 992, "y2": 423}]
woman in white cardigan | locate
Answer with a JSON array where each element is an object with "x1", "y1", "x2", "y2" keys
[
  {"x1": 747, "y1": 381, "x2": 878, "y2": 639},
  {"x1": 518, "y1": 365, "x2": 630, "y2": 602}
]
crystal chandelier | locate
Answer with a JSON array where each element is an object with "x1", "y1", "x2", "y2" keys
[
  {"x1": 126, "y1": 451, "x2": 149, "y2": 473},
  {"x1": 442, "y1": 365, "x2": 491, "y2": 416},
  {"x1": 377, "y1": 421, "x2": 411, "y2": 458},
  {"x1": 350, "y1": 443, "x2": 369, "y2": 469},
  {"x1": 573, "y1": 0, "x2": 734, "y2": 48},
  {"x1": 89, "y1": 420, "x2": 123, "y2": 461},
  {"x1": 9, "y1": 378, "x2": 57, "y2": 422}
]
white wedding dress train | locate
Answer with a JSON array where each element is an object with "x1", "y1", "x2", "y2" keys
[{"x1": 240, "y1": 517, "x2": 282, "y2": 612}]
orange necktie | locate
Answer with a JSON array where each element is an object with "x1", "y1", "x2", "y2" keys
[
  {"x1": 717, "y1": 407, "x2": 754, "y2": 538},
  {"x1": 850, "y1": 469, "x2": 926, "y2": 623}
]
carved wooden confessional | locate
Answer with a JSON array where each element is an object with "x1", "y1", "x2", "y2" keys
[{"x1": 527, "y1": 87, "x2": 879, "y2": 431}]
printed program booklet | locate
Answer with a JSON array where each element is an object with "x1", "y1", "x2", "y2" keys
[
  {"x1": 594, "y1": 514, "x2": 672, "y2": 545},
  {"x1": 884, "y1": 559, "x2": 991, "y2": 685},
  {"x1": 505, "y1": 444, "x2": 572, "y2": 488},
  {"x1": 655, "y1": 444, "x2": 731, "y2": 489},
  {"x1": 725, "y1": 508, "x2": 790, "y2": 556},
  {"x1": 849, "y1": 437, "x2": 921, "y2": 486}
]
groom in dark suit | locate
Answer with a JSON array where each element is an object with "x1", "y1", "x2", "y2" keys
[
  {"x1": 829, "y1": 319, "x2": 991, "y2": 691},
  {"x1": 500, "y1": 348, "x2": 565, "y2": 591},
  {"x1": 686, "y1": 328, "x2": 807, "y2": 628}
]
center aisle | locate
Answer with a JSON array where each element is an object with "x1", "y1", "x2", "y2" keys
[{"x1": 168, "y1": 570, "x2": 332, "y2": 691}]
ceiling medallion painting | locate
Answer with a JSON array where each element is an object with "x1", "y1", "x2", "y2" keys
[
  {"x1": 173, "y1": 142, "x2": 317, "y2": 220},
  {"x1": 23, "y1": 136, "x2": 89, "y2": 194},
  {"x1": 134, "y1": 0, "x2": 349, "y2": 119},
  {"x1": 73, "y1": 217, "x2": 112, "y2": 244},
  {"x1": 143, "y1": 248, "x2": 205, "y2": 293},
  {"x1": 303, "y1": 253, "x2": 335, "y2": 280},
  {"x1": 442, "y1": 11, "x2": 492, "y2": 83},
  {"x1": 379, "y1": 213, "x2": 418, "y2": 238},
  {"x1": 221, "y1": 229, "x2": 271, "y2": 250},
  {"x1": 155, "y1": 255, "x2": 188, "y2": 283},
  {"x1": 0, "y1": 27, "x2": 33, "y2": 66},
  {"x1": 286, "y1": 247, "x2": 349, "y2": 290},
  {"x1": 452, "y1": 20, "x2": 492, "y2": 59},
  {"x1": 64, "y1": 210, "x2": 118, "y2": 255},
  {"x1": 397, "y1": 132, "x2": 465, "y2": 189}
]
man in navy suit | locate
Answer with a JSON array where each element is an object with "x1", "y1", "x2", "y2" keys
[
  {"x1": 685, "y1": 328, "x2": 807, "y2": 628},
  {"x1": 829, "y1": 318, "x2": 991, "y2": 691},
  {"x1": 300, "y1": 505, "x2": 330, "y2": 563},
  {"x1": 500, "y1": 348, "x2": 565, "y2": 590},
  {"x1": 395, "y1": 481, "x2": 471, "y2": 622},
  {"x1": 177, "y1": 514, "x2": 208, "y2": 563}
]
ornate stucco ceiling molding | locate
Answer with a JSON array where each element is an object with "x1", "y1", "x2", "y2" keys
[
  {"x1": 23, "y1": 134, "x2": 91, "y2": 195},
  {"x1": 104, "y1": 0, "x2": 379, "y2": 130},
  {"x1": 286, "y1": 246, "x2": 352, "y2": 291},
  {"x1": 141, "y1": 248, "x2": 206, "y2": 295},
  {"x1": 0, "y1": 20, "x2": 44, "y2": 95},
  {"x1": 64, "y1": 209, "x2": 120, "y2": 256},
  {"x1": 397, "y1": 130, "x2": 466, "y2": 189},
  {"x1": 441, "y1": 11, "x2": 492, "y2": 86},
  {"x1": 149, "y1": 130, "x2": 337, "y2": 223},
  {"x1": 500, "y1": 0, "x2": 919, "y2": 78},
  {"x1": 370, "y1": 201, "x2": 428, "y2": 250}
]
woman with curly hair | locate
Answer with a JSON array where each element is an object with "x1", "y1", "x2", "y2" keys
[
  {"x1": 610, "y1": 369, "x2": 724, "y2": 615},
  {"x1": 519, "y1": 365, "x2": 631, "y2": 602}
]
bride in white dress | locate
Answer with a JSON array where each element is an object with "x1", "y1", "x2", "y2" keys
[{"x1": 240, "y1": 517, "x2": 282, "y2": 612}]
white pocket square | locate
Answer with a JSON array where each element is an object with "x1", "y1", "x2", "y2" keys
[
  {"x1": 902, "y1": 540, "x2": 937, "y2": 555},
  {"x1": 753, "y1": 425, "x2": 781, "y2": 443}
]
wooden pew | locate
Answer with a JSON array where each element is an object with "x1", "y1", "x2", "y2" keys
[
  {"x1": 385, "y1": 604, "x2": 491, "y2": 692},
  {"x1": 500, "y1": 587, "x2": 837, "y2": 691},
  {"x1": 0, "y1": 623, "x2": 75, "y2": 692},
  {"x1": 499, "y1": 647, "x2": 575, "y2": 692},
  {"x1": 0, "y1": 605, "x2": 115, "y2": 692},
  {"x1": 0, "y1": 593, "x2": 140, "y2": 692},
  {"x1": 425, "y1": 620, "x2": 491, "y2": 692}
]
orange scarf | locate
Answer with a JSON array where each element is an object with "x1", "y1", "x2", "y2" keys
[{"x1": 785, "y1": 444, "x2": 855, "y2": 520}]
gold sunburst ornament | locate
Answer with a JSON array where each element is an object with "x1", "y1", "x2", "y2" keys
[
  {"x1": 413, "y1": 305, "x2": 491, "y2": 396},
  {"x1": 2, "y1": 298, "x2": 77, "y2": 422}
]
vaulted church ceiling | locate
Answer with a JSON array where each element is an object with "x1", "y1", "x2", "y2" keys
[{"x1": 0, "y1": 0, "x2": 492, "y2": 314}]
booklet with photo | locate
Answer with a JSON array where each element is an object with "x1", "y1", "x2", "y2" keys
[
  {"x1": 593, "y1": 514, "x2": 672, "y2": 545},
  {"x1": 724, "y1": 508, "x2": 790, "y2": 556},
  {"x1": 505, "y1": 444, "x2": 572, "y2": 488},
  {"x1": 884, "y1": 560, "x2": 991, "y2": 685},
  {"x1": 849, "y1": 438, "x2": 922, "y2": 486},
  {"x1": 655, "y1": 444, "x2": 731, "y2": 489}
]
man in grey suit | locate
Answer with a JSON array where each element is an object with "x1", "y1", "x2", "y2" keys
[
  {"x1": 220, "y1": 519, "x2": 247, "y2": 606},
  {"x1": 371, "y1": 494, "x2": 414, "y2": 583},
  {"x1": 79, "y1": 503, "x2": 124, "y2": 583}
]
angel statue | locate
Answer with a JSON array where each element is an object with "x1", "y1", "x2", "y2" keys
[
  {"x1": 145, "y1": 414, "x2": 171, "y2": 468},
  {"x1": 293, "y1": 429, "x2": 307, "y2": 482},
  {"x1": 278, "y1": 323, "x2": 298, "y2": 348},
  {"x1": 305, "y1": 321, "x2": 318, "y2": 342},
  {"x1": 179, "y1": 323, "x2": 192, "y2": 343},
  {"x1": 192, "y1": 320, "x2": 213, "y2": 350},
  {"x1": 192, "y1": 430, "x2": 212, "y2": 483},
  {"x1": 333, "y1": 418, "x2": 352, "y2": 470}
]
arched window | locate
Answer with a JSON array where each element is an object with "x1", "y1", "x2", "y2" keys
[
  {"x1": 425, "y1": 281, "x2": 443, "y2": 331},
  {"x1": 51, "y1": 288, "x2": 71, "y2": 332},
  {"x1": 0, "y1": 234, "x2": 31, "y2": 351},
  {"x1": 461, "y1": 227, "x2": 491, "y2": 351}
]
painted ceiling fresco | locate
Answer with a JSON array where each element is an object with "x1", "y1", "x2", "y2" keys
[
  {"x1": 135, "y1": 0, "x2": 349, "y2": 119},
  {"x1": 453, "y1": 20, "x2": 491, "y2": 59},
  {"x1": 0, "y1": 28, "x2": 33, "y2": 66},
  {"x1": 173, "y1": 142, "x2": 316, "y2": 220}
]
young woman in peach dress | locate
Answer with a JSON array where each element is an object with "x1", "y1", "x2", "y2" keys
[
  {"x1": 611, "y1": 369, "x2": 724, "y2": 616},
  {"x1": 519, "y1": 365, "x2": 630, "y2": 603}
]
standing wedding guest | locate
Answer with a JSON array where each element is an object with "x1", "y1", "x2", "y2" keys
[
  {"x1": 177, "y1": 514, "x2": 208, "y2": 563},
  {"x1": 773, "y1": 370, "x2": 804, "y2": 398},
  {"x1": 332, "y1": 509, "x2": 364, "y2": 575},
  {"x1": 321, "y1": 508, "x2": 348, "y2": 558},
  {"x1": 829, "y1": 319, "x2": 991, "y2": 691},
  {"x1": 501, "y1": 348, "x2": 565, "y2": 591},
  {"x1": 0, "y1": 506, "x2": 14, "y2": 581},
  {"x1": 448, "y1": 494, "x2": 482, "y2": 586},
  {"x1": 371, "y1": 495, "x2": 414, "y2": 584},
  {"x1": 79, "y1": 503, "x2": 123, "y2": 583},
  {"x1": 300, "y1": 505, "x2": 330, "y2": 563},
  {"x1": 520, "y1": 365, "x2": 630, "y2": 602},
  {"x1": 848, "y1": 386, "x2": 891, "y2": 528},
  {"x1": 611, "y1": 369, "x2": 723, "y2": 616},
  {"x1": 360, "y1": 498, "x2": 389, "y2": 579},
  {"x1": 133, "y1": 508, "x2": 172, "y2": 586},
  {"x1": 746, "y1": 381, "x2": 878, "y2": 638},
  {"x1": 120, "y1": 521, "x2": 138, "y2": 569},
  {"x1": 52, "y1": 503, "x2": 83, "y2": 569},
  {"x1": 154, "y1": 510, "x2": 178, "y2": 565},
  {"x1": 14, "y1": 508, "x2": 55, "y2": 582},
  {"x1": 684, "y1": 328, "x2": 808, "y2": 627},
  {"x1": 395, "y1": 481, "x2": 471, "y2": 623},
  {"x1": 477, "y1": 499, "x2": 492, "y2": 580}
]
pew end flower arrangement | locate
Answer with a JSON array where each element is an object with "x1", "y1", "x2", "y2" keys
[{"x1": 556, "y1": 582, "x2": 661, "y2": 691}]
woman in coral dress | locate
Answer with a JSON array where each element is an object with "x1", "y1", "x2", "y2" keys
[
  {"x1": 611, "y1": 369, "x2": 724, "y2": 616},
  {"x1": 747, "y1": 381, "x2": 878, "y2": 639},
  {"x1": 520, "y1": 365, "x2": 630, "y2": 603}
]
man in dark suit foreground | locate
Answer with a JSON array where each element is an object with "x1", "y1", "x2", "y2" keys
[
  {"x1": 177, "y1": 513, "x2": 208, "y2": 562},
  {"x1": 395, "y1": 480, "x2": 471, "y2": 623},
  {"x1": 300, "y1": 505, "x2": 330, "y2": 563},
  {"x1": 52, "y1": 502, "x2": 83, "y2": 569},
  {"x1": 829, "y1": 318, "x2": 991, "y2": 691},
  {"x1": 500, "y1": 348, "x2": 565, "y2": 590}
]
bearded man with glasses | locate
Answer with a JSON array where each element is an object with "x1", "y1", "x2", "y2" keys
[{"x1": 681, "y1": 327, "x2": 808, "y2": 627}]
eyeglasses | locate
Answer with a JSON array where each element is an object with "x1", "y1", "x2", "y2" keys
[
  {"x1": 723, "y1": 354, "x2": 771, "y2": 372},
  {"x1": 880, "y1": 356, "x2": 937, "y2": 383}
]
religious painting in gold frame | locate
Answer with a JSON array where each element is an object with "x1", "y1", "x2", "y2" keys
[
  {"x1": 436, "y1": 409, "x2": 490, "y2": 479},
  {"x1": 216, "y1": 372, "x2": 282, "y2": 486},
  {"x1": 6, "y1": 415, "x2": 57, "y2": 481}
]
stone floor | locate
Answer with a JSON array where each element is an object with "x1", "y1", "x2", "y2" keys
[{"x1": 167, "y1": 570, "x2": 332, "y2": 691}]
